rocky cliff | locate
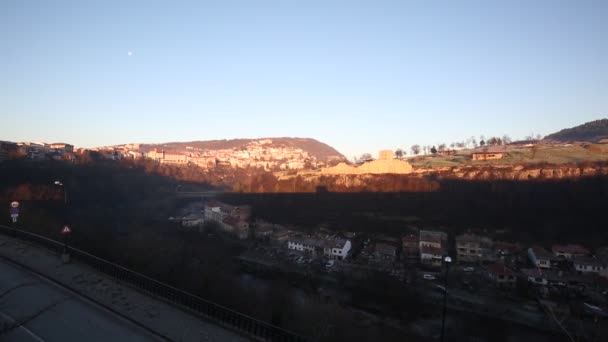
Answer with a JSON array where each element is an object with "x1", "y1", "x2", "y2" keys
[{"x1": 271, "y1": 162, "x2": 608, "y2": 192}]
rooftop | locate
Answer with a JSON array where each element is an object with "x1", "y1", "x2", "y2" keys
[{"x1": 551, "y1": 244, "x2": 590, "y2": 255}]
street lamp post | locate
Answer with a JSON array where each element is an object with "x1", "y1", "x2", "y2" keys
[
  {"x1": 440, "y1": 255, "x2": 452, "y2": 342},
  {"x1": 54, "y1": 181, "x2": 71, "y2": 263}
]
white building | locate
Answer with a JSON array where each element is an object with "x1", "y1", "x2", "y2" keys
[
  {"x1": 420, "y1": 245, "x2": 444, "y2": 267},
  {"x1": 288, "y1": 237, "x2": 351, "y2": 260},
  {"x1": 573, "y1": 257, "x2": 605, "y2": 274}
]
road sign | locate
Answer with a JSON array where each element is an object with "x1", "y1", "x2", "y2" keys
[
  {"x1": 61, "y1": 225, "x2": 72, "y2": 234},
  {"x1": 9, "y1": 204, "x2": 19, "y2": 223}
]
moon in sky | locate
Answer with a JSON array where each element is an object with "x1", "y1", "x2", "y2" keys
[{"x1": 127, "y1": 51, "x2": 133, "y2": 56}]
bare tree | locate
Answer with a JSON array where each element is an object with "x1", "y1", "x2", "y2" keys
[
  {"x1": 502, "y1": 135, "x2": 512, "y2": 145},
  {"x1": 438, "y1": 143, "x2": 446, "y2": 151},
  {"x1": 358, "y1": 153, "x2": 372, "y2": 163},
  {"x1": 411, "y1": 144, "x2": 421, "y2": 156},
  {"x1": 394, "y1": 149, "x2": 404, "y2": 159},
  {"x1": 430, "y1": 146, "x2": 437, "y2": 155}
]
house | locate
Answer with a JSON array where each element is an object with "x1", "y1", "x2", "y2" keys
[
  {"x1": 163, "y1": 153, "x2": 188, "y2": 164},
  {"x1": 270, "y1": 228, "x2": 290, "y2": 245},
  {"x1": 288, "y1": 237, "x2": 352, "y2": 260},
  {"x1": 419, "y1": 230, "x2": 447, "y2": 250},
  {"x1": 146, "y1": 148, "x2": 188, "y2": 164},
  {"x1": 252, "y1": 220, "x2": 274, "y2": 239},
  {"x1": 221, "y1": 216, "x2": 249, "y2": 239},
  {"x1": 486, "y1": 263, "x2": 516, "y2": 288},
  {"x1": 288, "y1": 237, "x2": 324, "y2": 256},
  {"x1": 181, "y1": 213, "x2": 204, "y2": 228},
  {"x1": 204, "y1": 200, "x2": 228, "y2": 223},
  {"x1": 472, "y1": 151, "x2": 504, "y2": 161},
  {"x1": 522, "y1": 268, "x2": 591, "y2": 290},
  {"x1": 521, "y1": 268, "x2": 548, "y2": 286},
  {"x1": 374, "y1": 242, "x2": 397, "y2": 262},
  {"x1": 528, "y1": 246, "x2": 556, "y2": 269},
  {"x1": 455, "y1": 234, "x2": 483, "y2": 263},
  {"x1": 204, "y1": 200, "x2": 251, "y2": 239},
  {"x1": 49, "y1": 143, "x2": 74, "y2": 153},
  {"x1": 437, "y1": 150, "x2": 456, "y2": 156},
  {"x1": 573, "y1": 257, "x2": 605, "y2": 274},
  {"x1": 0, "y1": 141, "x2": 19, "y2": 162},
  {"x1": 420, "y1": 245, "x2": 444, "y2": 268},
  {"x1": 325, "y1": 239, "x2": 352, "y2": 260},
  {"x1": 204, "y1": 200, "x2": 250, "y2": 223},
  {"x1": 552, "y1": 244, "x2": 590, "y2": 259},
  {"x1": 401, "y1": 233, "x2": 419, "y2": 262}
]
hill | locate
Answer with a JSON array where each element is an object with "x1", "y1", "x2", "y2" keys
[
  {"x1": 544, "y1": 118, "x2": 608, "y2": 143},
  {"x1": 141, "y1": 137, "x2": 346, "y2": 163}
]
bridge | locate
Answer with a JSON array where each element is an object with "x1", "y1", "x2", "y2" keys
[
  {"x1": 175, "y1": 190, "x2": 224, "y2": 198},
  {"x1": 0, "y1": 225, "x2": 311, "y2": 342}
]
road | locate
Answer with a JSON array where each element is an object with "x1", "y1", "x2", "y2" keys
[{"x1": 0, "y1": 259, "x2": 162, "y2": 342}]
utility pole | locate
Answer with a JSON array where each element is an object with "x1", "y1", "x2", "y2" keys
[
  {"x1": 55, "y1": 181, "x2": 71, "y2": 263},
  {"x1": 440, "y1": 256, "x2": 452, "y2": 342}
]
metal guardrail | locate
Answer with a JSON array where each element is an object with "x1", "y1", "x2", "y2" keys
[{"x1": 0, "y1": 225, "x2": 312, "y2": 342}]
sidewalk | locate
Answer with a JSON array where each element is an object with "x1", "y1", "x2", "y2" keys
[{"x1": 0, "y1": 234, "x2": 249, "y2": 342}]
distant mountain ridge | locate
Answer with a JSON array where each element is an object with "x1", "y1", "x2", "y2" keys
[
  {"x1": 544, "y1": 119, "x2": 608, "y2": 143},
  {"x1": 141, "y1": 137, "x2": 346, "y2": 163}
]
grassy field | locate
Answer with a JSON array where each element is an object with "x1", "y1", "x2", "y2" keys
[{"x1": 407, "y1": 143, "x2": 608, "y2": 168}]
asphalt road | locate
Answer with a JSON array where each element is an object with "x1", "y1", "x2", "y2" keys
[{"x1": 0, "y1": 259, "x2": 163, "y2": 342}]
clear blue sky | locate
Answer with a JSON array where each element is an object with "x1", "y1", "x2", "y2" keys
[{"x1": 1, "y1": 0, "x2": 607, "y2": 158}]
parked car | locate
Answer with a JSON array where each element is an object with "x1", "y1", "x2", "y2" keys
[
  {"x1": 325, "y1": 260, "x2": 335, "y2": 268},
  {"x1": 423, "y1": 273, "x2": 436, "y2": 280},
  {"x1": 434, "y1": 285, "x2": 447, "y2": 293}
]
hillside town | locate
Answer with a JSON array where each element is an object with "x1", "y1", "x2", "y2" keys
[{"x1": 0, "y1": 139, "x2": 331, "y2": 171}]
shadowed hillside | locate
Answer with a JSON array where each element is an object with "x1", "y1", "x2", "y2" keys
[{"x1": 544, "y1": 118, "x2": 608, "y2": 142}]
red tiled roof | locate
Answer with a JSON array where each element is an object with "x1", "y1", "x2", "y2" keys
[
  {"x1": 486, "y1": 263, "x2": 515, "y2": 277},
  {"x1": 551, "y1": 244, "x2": 590, "y2": 255}
]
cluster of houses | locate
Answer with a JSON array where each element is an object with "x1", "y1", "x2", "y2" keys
[
  {"x1": 523, "y1": 245, "x2": 608, "y2": 290},
  {"x1": 352, "y1": 228, "x2": 608, "y2": 293},
  {"x1": 180, "y1": 199, "x2": 608, "y2": 301},
  {"x1": 0, "y1": 141, "x2": 75, "y2": 162},
  {"x1": 145, "y1": 139, "x2": 320, "y2": 170},
  {"x1": 196, "y1": 200, "x2": 252, "y2": 239}
]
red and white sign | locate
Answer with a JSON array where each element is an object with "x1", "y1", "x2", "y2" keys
[
  {"x1": 10, "y1": 201, "x2": 19, "y2": 208},
  {"x1": 61, "y1": 225, "x2": 72, "y2": 234}
]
